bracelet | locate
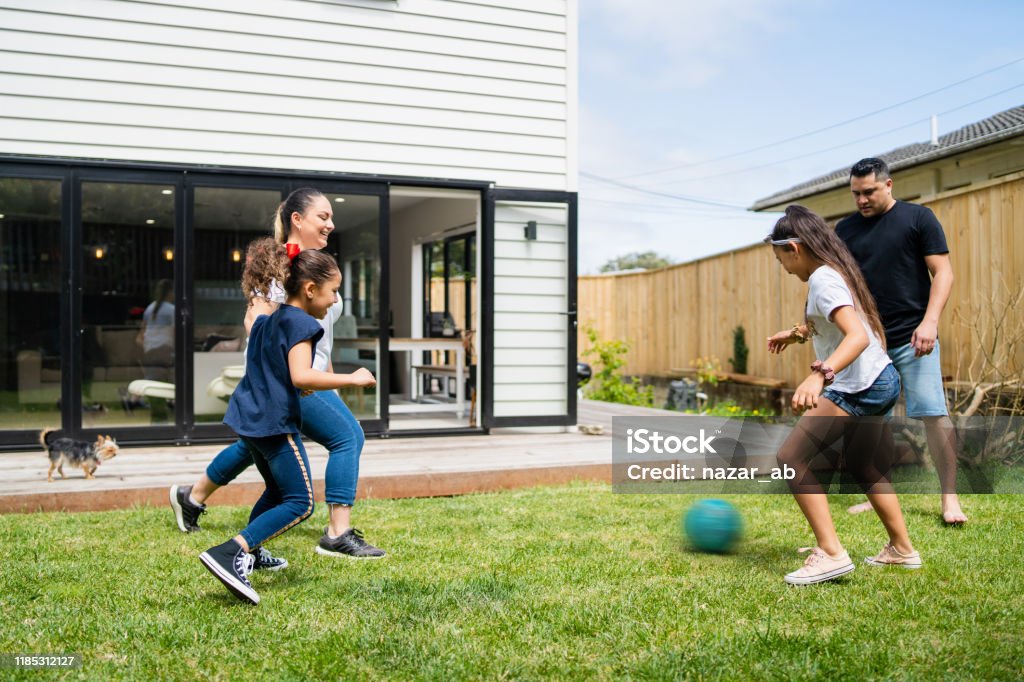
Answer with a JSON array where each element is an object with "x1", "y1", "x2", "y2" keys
[
  {"x1": 791, "y1": 324, "x2": 808, "y2": 344},
  {"x1": 810, "y1": 361, "x2": 835, "y2": 386}
]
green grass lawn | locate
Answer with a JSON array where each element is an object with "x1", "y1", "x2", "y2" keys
[{"x1": 2, "y1": 484, "x2": 1023, "y2": 680}]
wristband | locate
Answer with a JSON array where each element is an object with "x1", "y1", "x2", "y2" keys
[
  {"x1": 810, "y1": 361, "x2": 835, "y2": 386},
  {"x1": 791, "y1": 324, "x2": 808, "y2": 344}
]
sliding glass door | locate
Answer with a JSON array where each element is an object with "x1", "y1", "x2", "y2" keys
[
  {"x1": 307, "y1": 182, "x2": 387, "y2": 433},
  {"x1": 77, "y1": 177, "x2": 180, "y2": 431}
]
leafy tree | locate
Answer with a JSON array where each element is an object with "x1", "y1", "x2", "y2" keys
[{"x1": 599, "y1": 251, "x2": 674, "y2": 273}]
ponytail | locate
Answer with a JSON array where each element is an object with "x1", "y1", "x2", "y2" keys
[{"x1": 274, "y1": 187, "x2": 325, "y2": 244}]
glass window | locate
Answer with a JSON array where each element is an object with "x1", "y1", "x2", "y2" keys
[
  {"x1": 447, "y1": 235, "x2": 475, "y2": 334},
  {"x1": 193, "y1": 186, "x2": 282, "y2": 423},
  {"x1": 81, "y1": 182, "x2": 176, "y2": 427},
  {"x1": 424, "y1": 234, "x2": 475, "y2": 337},
  {"x1": 325, "y1": 192, "x2": 381, "y2": 420},
  {"x1": 0, "y1": 177, "x2": 62, "y2": 430}
]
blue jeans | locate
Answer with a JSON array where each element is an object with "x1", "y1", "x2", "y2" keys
[
  {"x1": 207, "y1": 390, "x2": 366, "y2": 506},
  {"x1": 238, "y1": 434, "x2": 315, "y2": 550}
]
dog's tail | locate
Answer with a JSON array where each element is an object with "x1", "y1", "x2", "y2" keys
[{"x1": 40, "y1": 428, "x2": 59, "y2": 447}]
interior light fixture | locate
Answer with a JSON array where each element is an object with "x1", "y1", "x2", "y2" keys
[
  {"x1": 161, "y1": 189, "x2": 173, "y2": 195},
  {"x1": 163, "y1": 247, "x2": 174, "y2": 261},
  {"x1": 0, "y1": 213, "x2": 5, "y2": 219},
  {"x1": 145, "y1": 219, "x2": 156, "y2": 225},
  {"x1": 94, "y1": 246, "x2": 105, "y2": 260},
  {"x1": 334, "y1": 197, "x2": 346, "y2": 203},
  {"x1": 231, "y1": 248, "x2": 242, "y2": 263}
]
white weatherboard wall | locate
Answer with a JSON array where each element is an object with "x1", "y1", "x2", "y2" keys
[
  {"x1": 493, "y1": 201, "x2": 568, "y2": 417},
  {"x1": 0, "y1": 0, "x2": 575, "y2": 190}
]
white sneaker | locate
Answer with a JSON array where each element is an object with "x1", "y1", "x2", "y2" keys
[
  {"x1": 864, "y1": 543, "x2": 922, "y2": 569},
  {"x1": 784, "y1": 547, "x2": 855, "y2": 585}
]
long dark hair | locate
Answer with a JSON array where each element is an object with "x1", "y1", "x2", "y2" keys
[
  {"x1": 150, "y1": 279, "x2": 173, "y2": 320},
  {"x1": 768, "y1": 205, "x2": 886, "y2": 348},
  {"x1": 283, "y1": 250, "x2": 340, "y2": 298},
  {"x1": 273, "y1": 187, "x2": 325, "y2": 243}
]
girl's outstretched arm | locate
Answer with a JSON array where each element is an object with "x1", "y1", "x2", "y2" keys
[
  {"x1": 288, "y1": 341, "x2": 377, "y2": 391},
  {"x1": 767, "y1": 324, "x2": 809, "y2": 354}
]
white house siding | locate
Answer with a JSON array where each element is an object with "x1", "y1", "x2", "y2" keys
[
  {"x1": 0, "y1": 0, "x2": 576, "y2": 191},
  {"x1": 492, "y1": 200, "x2": 568, "y2": 417}
]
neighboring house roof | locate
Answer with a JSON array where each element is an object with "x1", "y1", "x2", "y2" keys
[{"x1": 751, "y1": 105, "x2": 1024, "y2": 211}]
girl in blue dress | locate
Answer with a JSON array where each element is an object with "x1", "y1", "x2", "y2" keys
[{"x1": 199, "y1": 246, "x2": 375, "y2": 605}]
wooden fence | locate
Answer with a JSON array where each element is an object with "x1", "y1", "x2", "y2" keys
[{"x1": 578, "y1": 172, "x2": 1024, "y2": 388}]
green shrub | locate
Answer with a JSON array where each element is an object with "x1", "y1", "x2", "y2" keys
[
  {"x1": 730, "y1": 325, "x2": 749, "y2": 374},
  {"x1": 692, "y1": 355, "x2": 724, "y2": 387},
  {"x1": 582, "y1": 326, "x2": 654, "y2": 407}
]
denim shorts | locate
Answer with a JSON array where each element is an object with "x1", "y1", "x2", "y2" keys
[
  {"x1": 887, "y1": 340, "x2": 949, "y2": 417},
  {"x1": 822, "y1": 364, "x2": 901, "y2": 417}
]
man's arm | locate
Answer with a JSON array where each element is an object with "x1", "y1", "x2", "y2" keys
[{"x1": 911, "y1": 253, "x2": 953, "y2": 356}]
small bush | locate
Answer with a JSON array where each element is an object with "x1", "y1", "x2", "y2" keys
[
  {"x1": 582, "y1": 326, "x2": 654, "y2": 407},
  {"x1": 685, "y1": 399, "x2": 775, "y2": 417},
  {"x1": 692, "y1": 355, "x2": 725, "y2": 387},
  {"x1": 730, "y1": 325, "x2": 749, "y2": 375}
]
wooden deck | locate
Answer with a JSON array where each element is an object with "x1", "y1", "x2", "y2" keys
[{"x1": 0, "y1": 400, "x2": 658, "y2": 514}]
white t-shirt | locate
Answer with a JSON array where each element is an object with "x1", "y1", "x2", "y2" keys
[
  {"x1": 258, "y1": 278, "x2": 343, "y2": 372},
  {"x1": 805, "y1": 265, "x2": 891, "y2": 393},
  {"x1": 142, "y1": 301, "x2": 175, "y2": 353}
]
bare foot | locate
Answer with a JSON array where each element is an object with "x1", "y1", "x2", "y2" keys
[
  {"x1": 942, "y1": 494, "x2": 967, "y2": 525},
  {"x1": 847, "y1": 500, "x2": 873, "y2": 515}
]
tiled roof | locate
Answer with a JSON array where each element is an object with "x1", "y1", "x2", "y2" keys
[{"x1": 751, "y1": 105, "x2": 1024, "y2": 211}]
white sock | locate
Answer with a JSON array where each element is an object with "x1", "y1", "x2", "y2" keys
[{"x1": 189, "y1": 494, "x2": 203, "y2": 507}]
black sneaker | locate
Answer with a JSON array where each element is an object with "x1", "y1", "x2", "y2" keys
[
  {"x1": 170, "y1": 484, "x2": 206, "y2": 533},
  {"x1": 199, "y1": 539, "x2": 259, "y2": 605},
  {"x1": 315, "y1": 527, "x2": 386, "y2": 559},
  {"x1": 252, "y1": 546, "x2": 288, "y2": 571}
]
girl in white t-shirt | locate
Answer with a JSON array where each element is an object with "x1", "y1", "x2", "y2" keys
[{"x1": 766, "y1": 205, "x2": 920, "y2": 585}]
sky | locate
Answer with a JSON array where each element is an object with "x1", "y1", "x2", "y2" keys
[{"x1": 577, "y1": 0, "x2": 1024, "y2": 274}]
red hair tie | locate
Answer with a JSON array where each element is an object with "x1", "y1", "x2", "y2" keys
[{"x1": 286, "y1": 243, "x2": 302, "y2": 261}]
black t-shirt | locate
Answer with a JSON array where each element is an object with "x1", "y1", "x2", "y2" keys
[{"x1": 835, "y1": 201, "x2": 948, "y2": 348}]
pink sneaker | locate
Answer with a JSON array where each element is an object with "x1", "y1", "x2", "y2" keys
[
  {"x1": 864, "y1": 543, "x2": 922, "y2": 569},
  {"x1": 784, "y1": 547, "x2": 855, "y2": 585}
]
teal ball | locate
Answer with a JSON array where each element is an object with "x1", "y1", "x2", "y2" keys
[{"x1": 684, "y1": 499, "x2": 743, "y2": 553}]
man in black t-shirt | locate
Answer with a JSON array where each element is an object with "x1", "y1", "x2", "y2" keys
[{"x1": 837, "y1": 157, "x2": 966, "y2": 525}]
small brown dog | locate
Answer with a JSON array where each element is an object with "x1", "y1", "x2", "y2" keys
[{"x1": 42, "y1": 430, "x2": 119, "y2": 482}]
